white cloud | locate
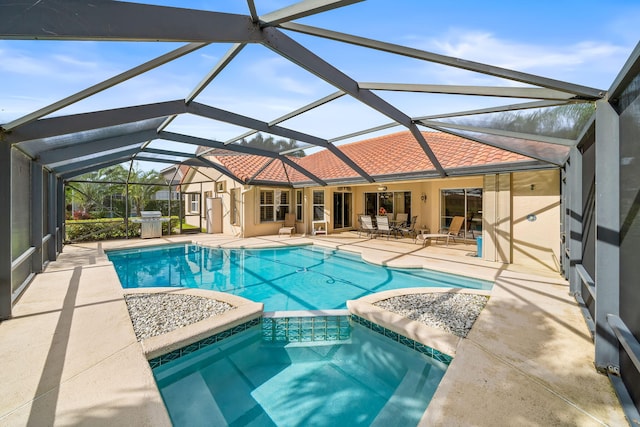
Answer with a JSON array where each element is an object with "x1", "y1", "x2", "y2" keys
[
  {"x1": 246, "y1": 56, "x2": 320, "y2": 96},
  {"x1": 411, "y1": 30, "x2": 630, "y2": 88}
]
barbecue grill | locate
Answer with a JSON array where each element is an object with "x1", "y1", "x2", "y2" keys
[{"x1": 132, "y1": 211, "x2": 169, "y2": 238}]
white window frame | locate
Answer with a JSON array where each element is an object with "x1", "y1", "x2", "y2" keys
[
  {"x1": 259, "y1": 189, "x2": 291, "y2": 222},
  {"x1": 295, "y1": 189, "x2": 303, "y2": 222},
  {"x1": 189, "y1": 194, "x2": 200, "y2": 214},
  {"x1": 313, "y1": 190, "x2": 325, "y2": 221},
  {"x1": 259, "y1": 190, "x2": 275, "y2": 222}
]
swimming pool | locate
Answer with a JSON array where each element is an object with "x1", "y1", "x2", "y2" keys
[
  {"x1": 152, "y1": 321, "x2": 447, "y2": 426},
  {"x1": 107, "y1": 244, "x2": 492, "y2": 311}
]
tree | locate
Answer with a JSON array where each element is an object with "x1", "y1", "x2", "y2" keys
[
  {"x1": 126, "y1": 164, "x2": 165, "y2": 216},
  {"x1": 65, "y1": 163, "x2": 165, "y2": 219},
  {"x1": 454, "y1": 103, "x2": 596, "y2": 140},
  {"x1": 238, "y1": 133, "x2": 306, "y2": 157}
]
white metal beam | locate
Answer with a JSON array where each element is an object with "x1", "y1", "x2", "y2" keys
[
  {"x1": 2, "y1": 45, "x2": 203, "y2": 131},
  {"x1": 419, "y1": 119, "x2": 577, "y2": 147},
  {"x1": 359, "y1": 82, "x2": 577, "y2": 101},
  {"x1": 280, "y1": 22, "x2": 605, "y2": 99},
  {"x1": 260, "y1": 0, "x2": 363, "y2": 26},
  {"x1": 261, "y1": 27, "x2": 446, "y2": 176}
]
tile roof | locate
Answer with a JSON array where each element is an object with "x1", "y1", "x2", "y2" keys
[{"x1": 204, "y1": 130, "x2": 537, "y2": 185}]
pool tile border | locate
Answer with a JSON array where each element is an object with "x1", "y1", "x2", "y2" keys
[
  {"x1": 148, "y1": 317, "x2": 261, "y2": 368},
  {"x1": 351, "y1": 314, "x2": 453, "y2": 365},
  {"x1": 149, "y1": 313, "x2": 453, "y2": 370}
]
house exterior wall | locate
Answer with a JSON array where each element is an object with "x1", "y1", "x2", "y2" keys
[
  {"x1": 180, "y1": 167, "x2": 561, "y2": 272},
  {"x1": 511, "y1": 169, "x2": 561, "y2": 271},
  {"x1": 180, "y1": 167, "x2": 243, "y2": 236}
]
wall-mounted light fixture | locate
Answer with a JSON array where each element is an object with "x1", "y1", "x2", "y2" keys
[
  {"x1": 420, "y1": 192, "x2": 428, "y2": 203},
  {"x1": 530, "y1": 184, "x2": 536, "y2": 191},
  {"x1": 377, "y1": 186, "x2": 387, "y2": 191}
]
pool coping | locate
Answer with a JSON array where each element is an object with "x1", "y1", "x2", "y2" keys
[
  {"x1": 347, "y1": 287, "x2": 492, "y2": 358},
  {"x1": 124, "y1": 288, "x2": 263, "y2": 360},
  {"x1": 4, "y1": 235, "x2": 625, "y2": 426}
]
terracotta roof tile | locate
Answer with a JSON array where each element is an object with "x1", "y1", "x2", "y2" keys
[{"x1": 207, "y1": 130, "x2": 535, "y2": 185}]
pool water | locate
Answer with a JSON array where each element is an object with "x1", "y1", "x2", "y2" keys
[
  {"x1": 107, "y1": 244, "x2": 492, "y2": 311},
  {"x1": 152, "y1": 322, "x2": 447, "y2": 427}
]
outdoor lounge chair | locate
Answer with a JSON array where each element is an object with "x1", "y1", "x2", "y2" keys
[
  {"x1": 416, "y1": 215, "x2": 465, "y2": 246},
  {"x1": 278, "y1": 213, "x2": 296, "y2": 237},
  {"x1": 359, "y1": 215, "x2": 376, "y2": 238}
]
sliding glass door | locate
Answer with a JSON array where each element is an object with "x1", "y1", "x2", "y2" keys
[
  {"x1": 440, "y1": 188, "x2": 482, "y2": 239},
  {"x1": 333, "y1": 192, "x2": 352, "y2": 229}
]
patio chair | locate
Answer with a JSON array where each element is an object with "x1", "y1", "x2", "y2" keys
[
  {"x1": 395, "y1": 213, "x2": 409, "y2": 228},
  {"x1": 415, "y1": 216, "x2": 465, "y2": 246},
  {"x1": 397, "y1": 215, "x2": 417, "y2": 238},
  {"x1": 278, "y1": 213, "x2": 296, "y2": 237},
  {"x1": 359, "y1": 215, "x2": 376, "y2": 238},
  {"x1": 375, "y1": 215, "x2": 392, "y2": 240}
]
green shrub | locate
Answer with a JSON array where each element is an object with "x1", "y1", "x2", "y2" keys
[{"x1": 65, "y1": 217, "x2": 180, "y2": 242}]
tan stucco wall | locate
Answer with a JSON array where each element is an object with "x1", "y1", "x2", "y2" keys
[
  {"x1": 511, "y1": 169, "x2": 561, "y2": 272},
  {"x1": 180, "y1": 166, "x2": 561, "y2": 272},
  {"x1": 180, "y1": 167, "x2": 243, "y2": 236}
]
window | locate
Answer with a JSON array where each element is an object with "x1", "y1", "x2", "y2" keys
[
  {"x1": 313, "y1": 190, "x2": 324, "y2": 221},
  {"x1": 189, "y1": 194, "x2": 200, "y2": 213},
  {"x1": 295, "y1": 189, "x2": 303, "y2": 222},
  {"x1": 259, "y1": 190, "x2": 274, "y2": 222},
  {"x1": 260, "y1": 189, "x2": 290, "y2": 222},
  {"x1": 276, "y1": 190, "x2": 289, "y2": 221},
  {"x1": 230, "y1": 188, "x2": 240, "y2": 225},
  {"x1": 440, "y1": 188, "x2": 482, "y2": 239},
  {"x1": 364, "y1": 191, "x2": 411, "y2": 217}
]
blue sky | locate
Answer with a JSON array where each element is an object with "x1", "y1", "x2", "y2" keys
[{"x1": 1, "y1": 0, "x2": 638, "y2": 170}]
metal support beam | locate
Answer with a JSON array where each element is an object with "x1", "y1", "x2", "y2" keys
[
  {"x1": 186, "y1": 158, "x2": 246, "y2": 185},
  {"x1": 160, "y1": 131, "x2": 328, "y2": 185},
  {"x1": 4, "y1": 102, "x2": 183, "y2": 145},
  {"x1": 260, "y1": 0, "x2": 363, "y2": 26},
  {"x1": 419, "y1": 119, "x2": 577, "y2": 147},
  {"x1": 60, "y1": 158, "x2": 134, "y2": 180},
  {"x1": 594, "y1": 99, "x2": 620, "y2": 371},
  {"x1": 52, "y1": 148, "x2": 140, "y2": 175},
  {"x1": 187, "y1": 102, "x2": 330, "y2": 147},
  {"x1": 567, "y1": 146, "x2": 583, "y2": 295},
  {"x1": 56, "y1": 178, "x2": 64, "y2": 254},
  {"x1": 141, "y1": 148, "x2": 196, "y2": 158},
  {"x1": 0, "y1": 143, "x2": 12, "y2": 319},
  {"x1": 3, "y1": 44, "x2": 205, "y2": 131},
  {"x1": 222, "y1": 90, "x2": 345, "y2": 146},
  {"x1": 186, "y1": 43, "x2": 246, "y2": 104},
  {"x1": 419, "y1": 121, "x2": 566, "y2": 166},
  {"x1": 31, "y1": 162, "x2": 44, "y2": 274},
  {"x1": 414, "y1": 100, "x2": 573, "y2": 121},
  {"x1": 0, "y1": 1, "x2": 262, "y2": 43},
  {"x1": 37, "y1": 130, "x2": 156, "y2": 165},
  {"x1": 279, "y1": 22, "x2": 605, "y2": 99},
  {"x1": 47, "y1": 173, "x2": 57, "y2": 262},
  {"x1": 260, "y1": 27, "x2": 446, "y2": 175},
  {"x1": 358, "y1": 82, "x2": 577, "y2": 101}
]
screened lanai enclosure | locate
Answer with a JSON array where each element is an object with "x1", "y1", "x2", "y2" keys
[{"x1": 0, "y1": 0, "x2": 639, "y2": 422}]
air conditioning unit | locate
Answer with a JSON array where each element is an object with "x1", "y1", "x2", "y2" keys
[{"x1": 216, "y1": 181, "x2": 226, "y2": 192}]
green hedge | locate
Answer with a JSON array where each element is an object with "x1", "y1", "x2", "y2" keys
[{"x1": 65, "y1": 217, "x2": 180, "y2": 242}]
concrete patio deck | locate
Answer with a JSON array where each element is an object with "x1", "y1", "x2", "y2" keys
[{"x1": 0, "y1": 233, "x2": 627, "y2": 426}]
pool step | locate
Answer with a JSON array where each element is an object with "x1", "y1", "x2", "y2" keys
[{"x1": 262, "y1": 310, "x2": 351, "y2": 342}]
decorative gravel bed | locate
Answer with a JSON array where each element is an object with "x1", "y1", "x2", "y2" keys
[
  {"x1": 374, "y1": 293, "x2": 489, "y2": 338},
  {"x1": 124, "y1": 293, "x2": 235, "y2": 341}
]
